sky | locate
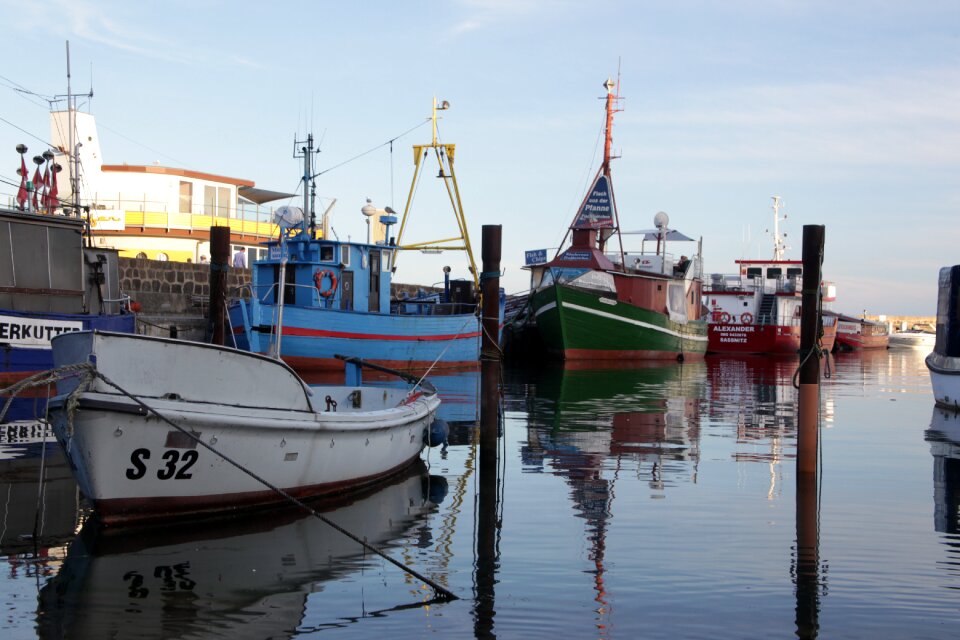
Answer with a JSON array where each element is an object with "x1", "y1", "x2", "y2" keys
[{"x1": 0, "y1": 0, "x2": 957, "y2": 316}]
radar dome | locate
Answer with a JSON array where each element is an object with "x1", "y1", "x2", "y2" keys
[
  {"x1": 653, "y1": 211, "x2": 670, "y2": 229},
  {"x1": 273, "y1": 206, "x2": 304, "y2": 228}
]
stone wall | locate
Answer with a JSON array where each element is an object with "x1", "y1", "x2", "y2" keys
[{"x1": 119, "y1": 257, "x2": 250, "y2": 315}]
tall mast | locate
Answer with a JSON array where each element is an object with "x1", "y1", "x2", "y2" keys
[
  {"x1": 771, "y1": 195, "x2": 787, "y2": 260},
  {"x1": 602, "y1": 77, "x2": 616, "y2": 176},
  {"x1": 294, "y1": 133, "x2": 317, "y2": 236}
]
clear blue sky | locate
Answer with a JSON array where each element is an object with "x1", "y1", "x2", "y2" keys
[{"x1": 1, "y1": 0, "x2": 957, "y2": 316}]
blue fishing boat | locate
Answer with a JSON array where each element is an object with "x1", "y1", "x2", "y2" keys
[
  {"x1": 229, "y1": 100, "x2": 502, "y2": 372},
  {"x1": 1, "y1": 199, "x2": 135, "y2": 456}
]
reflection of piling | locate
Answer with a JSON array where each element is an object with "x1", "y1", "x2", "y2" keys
[
  {"x1": 795, "y1": 224, "x2": 824, "y2": 639},
  {"x1": 475, "y1": 224, "x2": 501, "y2": 636},
  {"x1": 208, "y1": 227, "x2": 230, "y2": 345},
  {"x1": 798, "y1": 224, "x2": 824, "y2": 475}
]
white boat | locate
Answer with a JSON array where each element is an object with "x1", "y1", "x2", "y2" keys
[
  {"x1": 926, "y1": 266, "x2": 960, "y2": 409},
  {"x1": 888, "y1": 326, "x2": 936, "y2": 349},
  {"x1": 47, "y1": 330, "x2": 441, "y2": 525}
]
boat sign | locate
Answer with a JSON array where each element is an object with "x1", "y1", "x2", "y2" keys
[
  {"x1": 0, "y1": 314, "x2": 83, "y2": 348},
  {"x1": 525, "y1": 249, "x2": 548, "y2": 265}
]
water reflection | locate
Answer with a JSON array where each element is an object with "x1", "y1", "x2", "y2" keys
[
  {"x1": 0, "y1": 449, "x2": 78, "y2": 578},
  {"x1": 521, "y1": 360, "x2": 706, "y2": 493},
  {"x1": 926, "y1": 408, "x2": 960, "y2": 583},
  {"x1": 36, "y1": 462, "x2": 445, "y2": 639}
]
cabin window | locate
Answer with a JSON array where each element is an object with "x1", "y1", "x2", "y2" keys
[
  {"x1": 766, "y1": 268, "x2": 782, "y2": 279},
  {"x1": 746, "y1": 267, "x2": 762, "y2": 279},
  {"x1": 320, "y1": 245, "x2": 335, "y2": 262},
  {"x1": 382, "y1": 250, "x2": 392, "y2": 272},
  {"x1": 787, "y1": 267, "x2": 802, "y2": 278},
  {"x1": 179, "y1": 181, "x2": 192, "y2": 213},
  {"x1": 340, "y1": 245, "x2": 350, "y2": 266}
]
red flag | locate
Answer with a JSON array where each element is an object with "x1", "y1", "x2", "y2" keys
[
  {"x1": 31, "y1": 166, "x2": 42, "y2": 210},
  {"x1": 47, "y1": 165, "x2": 58, "y2": 213},
  {"x1": 15, "y1": 155, "x2": 27, "y2": 210}
]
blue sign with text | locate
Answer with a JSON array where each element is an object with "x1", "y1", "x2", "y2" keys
[{"x1": 525, "y1": 249, "x2": 548, "y2": 265}]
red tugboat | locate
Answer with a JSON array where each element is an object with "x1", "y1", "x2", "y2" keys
[
  {"x1": 832, "y1": 313, "x2": 890, "y2": 351},
  {"x1": 704, "y1": 197, "x2": 837, "y2": 355}
]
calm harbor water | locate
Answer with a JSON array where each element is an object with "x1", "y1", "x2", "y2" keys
[{"x1": 2, "y1": 347, "x2": 958, "y2": 638}]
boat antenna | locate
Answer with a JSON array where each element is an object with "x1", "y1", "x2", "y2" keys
[{"x1": 294, "y1": 133, "x2": 321, "y2": 237}]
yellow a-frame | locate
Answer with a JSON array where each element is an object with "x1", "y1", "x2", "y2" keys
[{"x1": 394, "y1": 98, "x2": 479, "y2": 289}]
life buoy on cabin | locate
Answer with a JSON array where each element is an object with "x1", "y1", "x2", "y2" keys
[
  {"x1": 719, "y1": 312, "x2": 731, "y2": 324},
  {"x1": 741, "y1": 312, "x2": 754, "y2": 325},
  {"x1": 314, "y1": 269, "x2": 338, "y2": 298}
]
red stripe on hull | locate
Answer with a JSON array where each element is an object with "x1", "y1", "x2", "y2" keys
[
  {"x1": 273, "y1": 326, "x2": 481, "y2": 342},
  {"x1": 92, "y1": 457, "x2": 421, "y2": 526},
  {"x1": 282, "y1": 355, "x2": 480, "y2": 373}
]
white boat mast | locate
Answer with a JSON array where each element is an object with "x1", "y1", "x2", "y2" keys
[{"x1": 770, "y1": 195, "x2": 788, "y2": 261}]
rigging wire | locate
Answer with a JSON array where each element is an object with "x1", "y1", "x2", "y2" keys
[{"x1": 314, "y1": 119, "x2": 429, "y2": 178}]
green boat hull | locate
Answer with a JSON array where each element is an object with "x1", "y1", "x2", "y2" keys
[{"x1": 531, "y1": 283, "x2": 708, "y2": 360}]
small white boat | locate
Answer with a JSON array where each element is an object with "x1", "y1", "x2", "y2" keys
[
  {"x1": 888, "y1": 327, "x2": 936, "y2": 349},
  {"x1": 926, "y1": 266, "x2": 960, "y2": 409},
  {"x1": 47, "y1": 331, "x2": 441, "y2": 525}
]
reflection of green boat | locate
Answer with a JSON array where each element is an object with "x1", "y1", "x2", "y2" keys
[{"x1": 521, "y1": 361, "x2": 706, "y2": 463}]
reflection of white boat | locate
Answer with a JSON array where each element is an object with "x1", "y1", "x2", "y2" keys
[
  {"x1": 925, "y1": 407, "x2": 960, "y2": 534},
  {"x1": 37, "y1": 463, "x2": 443, "y2": 639},
  {"x1": 47, "y1": 331, "x2": 441, "y2": 525},
  {"x1": 926, "y1": 266, "x2": 960, "y2": 409}
]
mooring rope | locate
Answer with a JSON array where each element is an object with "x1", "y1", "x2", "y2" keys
[{"x1": 0, "y1": 364, "x2": 458, "y2": 602}]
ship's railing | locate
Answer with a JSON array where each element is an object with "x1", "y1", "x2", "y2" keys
[{"x1": 708, "y1": 273, "x2": 803, "y2": 295}]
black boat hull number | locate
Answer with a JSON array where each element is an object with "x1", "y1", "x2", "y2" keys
[{"x1": 126, "y1": 448, "x2": 199, "y2": 480}]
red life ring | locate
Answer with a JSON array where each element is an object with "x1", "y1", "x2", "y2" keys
[
  {"x1": 314, "y1": 269, "x2": 338, "y2": 297},
  {"x1": 741, "y1": 312, "x2": 754, "y2": 324},
  {"x1": 719, "y1": 312, "x2": 731, "y2": 324}
]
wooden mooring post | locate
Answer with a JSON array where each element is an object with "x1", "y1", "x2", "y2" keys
[
  {"x1": 475, "y1": 224, "x2": 501, "y2": 635},
  {"x1": 208, "y1": 227, "x2": 230, "y2": 345},
  {"x1": 795, "y1": 224, "x2": 824, "y2": 638}
]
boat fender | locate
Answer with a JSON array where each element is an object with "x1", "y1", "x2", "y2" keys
[
  {"x1": 741, "y1": 312, "x2": 754, "y2": 324},
  {"x1": 422, "y1": 474, "x2": 449, "y2": 504},
  {"x1": 719, "y1": 312, "x2": 731, "y2": 324},
  {"x1": 424, "y1": 418, "x2": 449, "y2": 448},
  {"x1": 314, "y1": 269, "x2": 338, "y2": 297}
]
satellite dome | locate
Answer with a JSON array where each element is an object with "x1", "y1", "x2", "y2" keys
[
  {"x1": 273, "y1": 206, "x2": 304, "y2": 228},
  {"x1": 653, "y1": 211, "x2": 670, "y2": 229}
]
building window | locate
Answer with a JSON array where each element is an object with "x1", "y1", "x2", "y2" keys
[
  {"x1": 179, "y1": 181, "x2": 192, "y2": 213},
  {"x1": 156, "y1": 252, "x2": 169, "y2": 261},
  {"x1": 203, "y1": 186, "x2": 233, "y2": 218},
  {"x1": 136, "y1": 252, "x2": 148, "y2": 259}
]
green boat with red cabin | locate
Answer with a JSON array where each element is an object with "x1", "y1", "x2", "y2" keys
[{"x1": 524, "y1": 79, "x2": 709, "y2": 362}]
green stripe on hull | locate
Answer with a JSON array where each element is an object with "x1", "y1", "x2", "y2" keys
[{"x1": 532, "y1": 284, "x2": 708, "y2": 359}]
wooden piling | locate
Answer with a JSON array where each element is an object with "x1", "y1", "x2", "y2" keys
[
  {"x1": 208, "y1": 227, "x2": 230, "y2": 345},
  {"x1": 475, "y1": 224, "x2": 501, "y2": 635},
  {"x1": 795, "y1": 224, "x2": 823, "y2": 638},
  {"x1": 480, "y1": 224, "x2": 502, "y2": 460},
  {"x1": 797, "y1": 224, "x2": 824, "y2": 476}
]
